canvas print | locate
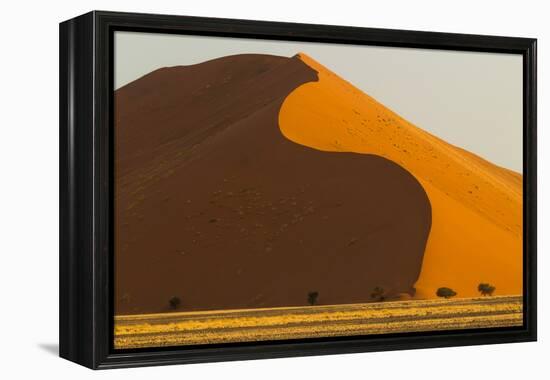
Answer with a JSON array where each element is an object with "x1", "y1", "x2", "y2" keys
[{"x1": 113, "y1": 32, "x2": 523, "y2": 349}]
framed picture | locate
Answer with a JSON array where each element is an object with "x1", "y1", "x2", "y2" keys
[{"x1": 59, "y1": 11, "x2": 537, "y2": 369}]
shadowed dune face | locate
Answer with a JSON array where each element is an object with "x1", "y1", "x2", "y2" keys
[
  {"x1": 280, "y1": 53, "x2": 522, "y2": 299},
  {"x1": 115, "y1": 54, "x2": 432, "y2": 314}
]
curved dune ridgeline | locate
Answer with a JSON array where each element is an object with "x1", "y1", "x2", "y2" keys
[
  {"x1": 280, "y1": 53, "x2": 523, "y2": 299},
  {"x1": 115, "y1": 54, "x2": 432, "y2": 315}
]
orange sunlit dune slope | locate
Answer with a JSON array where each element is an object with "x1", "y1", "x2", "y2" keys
[{"x1": 279, "y1": 53, "x2": 522, "y2": 299}]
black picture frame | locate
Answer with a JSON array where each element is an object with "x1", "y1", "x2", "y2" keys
[{"x1": 59, "y1": 10, "x2": 537, "y2": 369}]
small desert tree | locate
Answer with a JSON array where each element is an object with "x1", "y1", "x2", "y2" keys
[
  {"x1": 169, "y1": 296, "x2": 181, "y2": 310},
  {"x1": 307, "y1": 291, "x2": 319, "y2": 306},
  {"x1": 478, "y1": 283, "x2": 496, "y2": 296},
  {"x1": 436, "y1": 287, "x2": 457, "y2": 299},
  {"x1": 370, "y1": 286, "x2": 386, "y2": 302}
]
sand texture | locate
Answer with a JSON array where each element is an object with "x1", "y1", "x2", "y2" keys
[
  {"x1": 114, "y1": 54, "x2": 432, "y2": 314},
  {"x1": 279, "y1": 53, "x2": 522, "y2": 298}
]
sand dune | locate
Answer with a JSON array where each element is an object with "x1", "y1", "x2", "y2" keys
[
  {"x1": 279, "y1": 53, "x2": 522, "y2": 298},
  {"x1": 114, "y1": 54, "x2": 432, "y2": 314}
]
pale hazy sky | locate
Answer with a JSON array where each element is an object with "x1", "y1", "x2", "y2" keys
[{"x1": 115, "y1": 31, "x2": 523, "y2": 173}]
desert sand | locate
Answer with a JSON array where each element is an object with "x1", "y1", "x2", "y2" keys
[
  {"x1": 280, "y1": 53, "x2": 523, "y2": 299},
  {"x1": 114, "y1": 54, "x2": 432, "y2": 314}
]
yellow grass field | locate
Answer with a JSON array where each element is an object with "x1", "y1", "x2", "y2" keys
[{"x1": 114, "y1": 295, "x2": 523, "y2": 349}]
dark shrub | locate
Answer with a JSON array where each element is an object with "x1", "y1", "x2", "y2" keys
[
  {"x1": 370, "y1": 286, "x2": 386, "y2": 302},
  {"x1": 436, "y1": 287, "x2": 457, "y2": 299},
  {"x1": 478, "y1": 283, "x2": 496, "y2": 296},
  {"x1": 307, "y1": 291, "x2": 319, "y2": 306},
  {"x1": 169, "y1": 296, "x2": 181, "y2": 310}
]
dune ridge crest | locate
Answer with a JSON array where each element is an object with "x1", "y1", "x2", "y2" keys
[
  {"x1": 114, "y1": 54, "x2": 432, "y2": 314},
  {"x1": 280, "y1": 52, "x2": 522, "y2": 298}
]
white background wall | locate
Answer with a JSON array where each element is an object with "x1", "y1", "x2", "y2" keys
[{"x1": 0, "y1": 0, "x2": 547, "y2": 378}]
